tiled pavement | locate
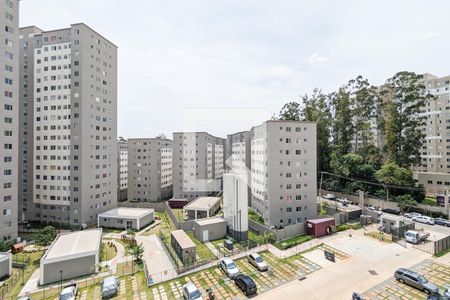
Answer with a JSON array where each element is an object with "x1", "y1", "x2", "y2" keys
[
  {"x1": 362, "y1": 260, "x2": 450, "y2": 300},
  {"x1": 71, "y1": 244, "x2": 348, "y2": 299}
]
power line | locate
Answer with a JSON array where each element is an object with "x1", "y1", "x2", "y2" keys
[{"x1": 320, "y1": 171, "x2": 423, "y2": 192}]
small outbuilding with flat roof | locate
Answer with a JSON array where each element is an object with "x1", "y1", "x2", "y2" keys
[
  {"x1": 193, "y1": 217, "x2": 227, "y2": 242},
  {"x1": 306, "y1": 218, "x2": 336, "y2": 238},
  {"x1": 171, "y1": 230, "x2": 196, "y2": 264},
  {"x1": 40, "y1": 228, "x2": 102, "y2": 285},
  {"x1": 98, "y1": 207, "x2": 154, "y2": 230},
  {"x1": 183, "y1": 197, "x2": 221, "y2": 220},
  {"x1": 0, "y1": 252, "x2": 11, "y2": 280}
]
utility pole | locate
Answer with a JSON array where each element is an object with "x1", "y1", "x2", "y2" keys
[{"x1": 319, "y1": 171, "x2": 324, "y2": 196}]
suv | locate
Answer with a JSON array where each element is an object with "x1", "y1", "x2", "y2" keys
[
  {"x1": 394, "y1": 268, "x2": 439, "y2": 295},
  {"x1": 412, "y1": 216, "x2": 435, "y2": 225},
  {"x1": 234, "y1": 274, "x2": 257, "y2": 296},
  {"x1": 435, "y1": 218, "x2": 450, "y2": 227},
  {"x1": 220, "y1": 257, "x2": 240, "y2": 279},
  {"x1": 182, "y1": 283, "x2": 202, "y2": 300},
  {"x1": 247, "y1": 253, "x2": 268, "y2": 271}
]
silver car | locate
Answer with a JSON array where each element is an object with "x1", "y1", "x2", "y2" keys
[
  {"x1": 247, "y1": 253, "x2": 268, "y2": 271},
  {"x1": 394, "y1": 268, "x2": 439, "y2": 295},
  {"x1": 219, "y1": 257, "x2": 240, "y2": 279}
]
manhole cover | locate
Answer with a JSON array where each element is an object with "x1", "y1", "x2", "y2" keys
[{"x1": 368, "y1": 270, "x2": 378, "y2": 275}]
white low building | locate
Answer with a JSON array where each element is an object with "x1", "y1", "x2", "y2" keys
[{"x1": 98, "y1": 207, "x2": 154, "y2": 230}]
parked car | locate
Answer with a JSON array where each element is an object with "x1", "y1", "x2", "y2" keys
[
  {"x1": 394, "y1": 268, "x2": 439, "y2": 295},
  {"x1": 101, "y1": 276, "x2": 119, "y2": 299},
  {"x1": 234, "y1": 274, "x2": 257, "y2": 296},
  {"x1": 336, "y1": 197, "x2": 349, "y2": 204},
  {"x1": 412, "y1": 216, "x2": 435, "y2": 225},
  {"x1": 247, "y1": 253, "x2": 268, "y2": 271},
  {"x1": 220, "y1": 257, "x2": 240, "y2": 279},
  {"x1": 427, "y1": 294, "x2": 450, "y2": 300},
  {"x1": 323, "y1": 193, "x2": 336, "y2": 200},
  {"x1": 405, "y1": 230, "x2": 430, "y2": 244},
  {"x1": 382, "y1": 208, "x2": 400, "y2": 215},
  {"x1": 182, "y1": 283, "x2": 202, "y2": 300},
  {"x1": 435, "y1": 218, "x2": 450, "y2": 227},
  {"x1": 404, "y1": 212, "x2": 422, "y2": 219},
  {"x1": 59, "y1": 283, "x2": 78, "y2": 300}
]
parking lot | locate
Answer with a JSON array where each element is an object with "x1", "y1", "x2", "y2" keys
[{"x1": 362, "y1": 260, "x2": 450, "y2": 299}]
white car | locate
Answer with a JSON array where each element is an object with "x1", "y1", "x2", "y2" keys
[
  {"x1": 404, "y1": 212, "x2": 422, "y2": 219},
  {"x1": 323, "y1": 194, "x2": 336, "y2": 200},
  {"x1": 219, "y1": 257, "x2": 240, "y2": 278},
  {"x1": 247, "y1": 253, "x2": 268, "y2": 271},
  {"x1": 182, "y1": 283, "x2": 202, "y2": 300},
  {"x1": 412, "y1": 215, "x2": 435, "y2": 225}
]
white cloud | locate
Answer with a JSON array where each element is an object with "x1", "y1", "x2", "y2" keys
[{"x1": 307, "y1": 53, "x2": 327, "y2": 64}]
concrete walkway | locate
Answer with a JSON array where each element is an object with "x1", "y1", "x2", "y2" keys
[
  {"x1": 99, "y1": 239, "x2": 128, "y2": 269},
  {"x1": 19, "y1": 269, "x2": 40, "y2": 296},
  {"x1": 204, "y1": 242, "x2": 220, "y2": 257}
]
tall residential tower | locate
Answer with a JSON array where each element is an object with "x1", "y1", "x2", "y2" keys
[
  {"x1": 0, "y1": 0, "x2": 19, "y2": 239},
  {"x1": 19, "y1": 23, "x2": 117, "y2": 227}
]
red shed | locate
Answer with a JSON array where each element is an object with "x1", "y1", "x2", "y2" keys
[
  {"x1": 306, "y1": 218, "x2": 336, "y2": 238},
  {"x1": 168, "y1": 198, "x2": 189, "y2": 209}
]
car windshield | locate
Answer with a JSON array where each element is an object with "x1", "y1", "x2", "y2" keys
[
  {"x1": 190, "y1": 290, "x2": 201, "y2": 298},
  {"x1": 255, "y1": 257, "x2": 263, "y2": 263},
  {"x1": 417, "y1": 275, "x2": 428, "y2": 284},
  {"x1": 60, "y1": 294, "x2": 73, "y2": 300},
  {"x1": 227, "y1": 262, "x2": 236, "y2": 269}
]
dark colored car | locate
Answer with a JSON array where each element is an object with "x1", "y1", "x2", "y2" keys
[
  {"x1": 382, "y1": 208, "x2": 400, "y2": 215},
  {"x1": 435, "y1": 218, "x2": 450, "y2": 227},
  {"x1": 394, "y1": 268, "x2": 439, "y2": 295},
  {"x1": 234, "y1": 274, "x2": 257, "y2": 296}
]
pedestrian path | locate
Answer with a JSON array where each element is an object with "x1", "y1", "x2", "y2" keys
[{"x1": 204, "y1": 242, "x2": 220, "y2": 257}]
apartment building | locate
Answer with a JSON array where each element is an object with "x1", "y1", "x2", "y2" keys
[
  {"x1": 0, "y1": 0, "x2": 19, "y2": 239},
  {"x1": 127, "y1": 138, "x2": 172, "y2": 202},
  {"x1": 18, "y1": 23, "x2": 117, "y2": 227},
  {"x1": 412, "y1": 73, "x2": 450, "y2": 195},
  {"x1": 172, "y1": 132, "x2": 225, "y2": 200},
  {"x1": 117, "y1": 138, "x2": 128, "y2": 201},
  {"x1": 250, "y1": 121, "x2": 317, "y2": 228}
]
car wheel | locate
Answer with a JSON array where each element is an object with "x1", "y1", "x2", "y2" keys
[
  {"x1": 398, "y1": 278, "x2": 404, "y2": 284},
  {"x1": 424, "y1": 289, "x2": 430, "y2": 295},
  {"x1": 427, "y1": 222, "x2": 430, "y2": 225}
]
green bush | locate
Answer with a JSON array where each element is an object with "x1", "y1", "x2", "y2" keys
[
  {"x1": 274, "y1": 235, "x2": 313, "y2": 250},
  {"x1": 336, "y1": 223, "x2": 362, "y2": 232},
  {"x1": 35, "y1": 226, "x2": 56, "y2": 246},
  {"x1": 248, "y1": 209, "x2": 264, "y2": 224}
]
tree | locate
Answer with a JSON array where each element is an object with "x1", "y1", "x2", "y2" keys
[
  {"x1": 375, "y1": 162, "x2": 413, "y2": 187},
  {"x1": 357, "y1": 145, "x2": 383, "y2": 170},
  {"x1": 129, "y1": 243, "x2": 144, "y2": 263},
  {"x1": 301, "y1": 89, "x2": 333, "y2": 173},
  {"x1": 380, "y1": 71, "x2": 434, "y2": 167},
  {"x1": 0, "y1": 239, "x2": 11, "y2": 252},
  {"x1": 330, "y1": 87, "x2": 353, "y2": 157},
  {"x1": 277, "y1": 101, "x2": 301, "y2": 121},
  {"x1": 395, "y1": 194, "x2": 418, "y2": 212},
  {"x1": 36, "y1": 226, "x2": 56, "y2": 246},
  {"x1": 156, "y1": 133, "x2": 167, "y2": 140}
]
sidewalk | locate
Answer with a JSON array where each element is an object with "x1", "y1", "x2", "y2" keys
[{"x1": 204, "y1": 242, "x2": 220, "y2": 257}]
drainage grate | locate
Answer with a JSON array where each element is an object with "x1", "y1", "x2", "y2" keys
[{"x1": 368, "y1": 270, "x2": 378, "y2": 275}]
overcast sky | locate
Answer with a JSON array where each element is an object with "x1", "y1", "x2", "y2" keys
[{"x1": 20, "y1": 0, "x2": 450, "y2": 139}]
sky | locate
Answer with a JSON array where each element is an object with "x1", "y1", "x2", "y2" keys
[{"x1": 20, "y1": 0, "x2": 450, "y2": 139}]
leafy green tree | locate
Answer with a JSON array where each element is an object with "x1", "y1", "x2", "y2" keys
[
  {"x1": 0, "y1": 239, "x2": 11, "y2": 252},
  {"x1": 277, "y1": 102, "x2": 301, "y2": 121},
  {"x1": 301, "y1": 89, "x2": 332, "y2": 173},
  {"x1": 36, "y1": 226, "x2": 56, "y2": 246},
  {"x1": 129, "y1": 243, "x2": 144, "y2": 262},
  {"x1": 357, "y1": 145, "x2": 383, "y2": 170},
  {"x1": 330, "y1": 87, "x2": 353, "y2": 157},
  {"x1": 380, "y1": 71, "x2": 434, "y2": 167},
  {"x1": 395, "y1": 194, "x2": 418, "y2": 212},
  {"x1": 375, "y1": 162, "x2": 413, "y2": 186}
]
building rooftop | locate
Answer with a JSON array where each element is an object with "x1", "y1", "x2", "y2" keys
[
  {"x1": 43, "y1": 229, "x2": 102, "y2": 261},
  {"x1": 195, "y1": 217, "x2": 227, "y2": 226},
  {"x1": 184, "y1": 197, "x2": 221, "y2": 211},
  {"x1": 0, "y1": 252, "x2": 10, "y2": 261},
  {"x1": 171, "y1": 230, "x2": 195, "y2": 249},
  {"x1": 306, "y1": 218, "x2": 335, "y2": 224},
  {"x1": 98, "y1": 207, "x2": 154, "y2": 219}
]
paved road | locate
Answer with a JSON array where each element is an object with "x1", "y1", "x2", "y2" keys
[{"x1": 255, "y1": 228, "x2": 432, "y2": 300}]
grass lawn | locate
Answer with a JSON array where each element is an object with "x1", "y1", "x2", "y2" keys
[
  {"x1": 435, "y1": 247, "x2": 450, "y2": 257},
  {"x1": 336, "y1": 223, "x2": 363, "y2": 232},
  {"x1": 102, "y1": 227, "x2": 125, "y2": 234},
  {"x1": 248, "y1": 208, "x2": 264, "y2": 224},
  {"x1": 172, "y1": 208, "x2": 185, "y2": 221},
  {"x1": 3, "y1": 250, "x2": 45, "y2": 299},
  {"x1": 366, "y1": 231, "x2": 393, "y2": 243},
  {"x1": 186, "y1": 231, "x2": 216, "y2": 260},
  {"x1": 100, "y1": 242, "x2": 118, "y2": 262},
  {"x1": 274, "y1": 235, "x2": 314, "y2": 250}
]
